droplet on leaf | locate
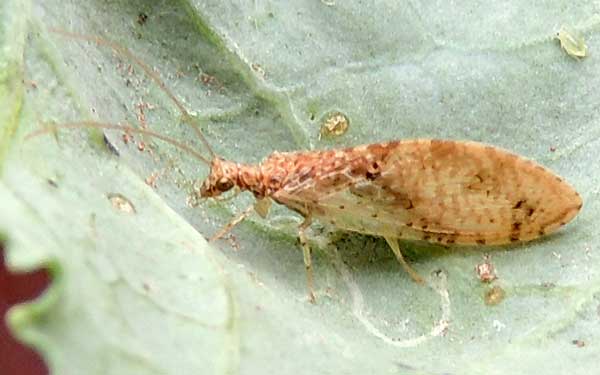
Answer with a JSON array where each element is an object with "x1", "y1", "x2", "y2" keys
[
  {"x1": 107, "y1": 193, "x2": 136, "y2": 214},
  {"x1": 484, "y1": 285, "x2": 505, "y2": 306},
  {"x1": 557, "y1": 25, "x2": 588, "y2": 59},
  {"x1": 320, "y1": 111, "x2": 349, "y2": 138}
]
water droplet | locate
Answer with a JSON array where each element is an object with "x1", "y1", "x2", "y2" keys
[{"x1": 107, "y1": 193, "x2": 136, "y2": 214}]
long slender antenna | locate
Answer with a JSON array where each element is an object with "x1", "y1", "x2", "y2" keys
[
  {"x1": 26, "y1": 121, "x2": 211, "y2": 165},
  {"x1": 48, "y1": 28, "x2": 217, "y2": 159}
]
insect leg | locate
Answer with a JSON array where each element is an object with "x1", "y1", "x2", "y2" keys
[
  {"x1": 253, "y1": 198, "x2": 272, "y2": 218},
  {"x1": 384, "y1": 236, "x2": 425, "y2": 284},
  {"x1": 209, "y1": 205, "x2": 255, "y2": 242},
  {"x1": 298, "y1": 217, "x2": 317, "y2": 303}
]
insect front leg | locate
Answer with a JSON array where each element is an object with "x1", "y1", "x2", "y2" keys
[
  {"x1": 384, "y1": 236, "x2": 425, "y2": 284},
  {"x1": 298, "y1": 216, "x2": 317, "y2": 304},
  {"x1": 209, "y1": 205, "x2": 255, "y2": 242},
  {"x1": 209, "y1": 198, "x2": 272, "y2": 242}
]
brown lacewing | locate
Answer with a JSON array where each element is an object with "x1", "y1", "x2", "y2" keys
[{"x1": 32, "y1": 31, "x2": 583, "y2": 302}]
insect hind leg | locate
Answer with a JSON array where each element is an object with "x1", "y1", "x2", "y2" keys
[
  {"x1": 384, "y1": 236, "x2": 425, "y2": 284},
  {"x1": 298, "y1": 217, "x2": 317, "y2": 303}
]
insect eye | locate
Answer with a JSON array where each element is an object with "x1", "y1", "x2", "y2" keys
[{"x1": 216, "y1": 178, "x2": 233, "y2": 191}]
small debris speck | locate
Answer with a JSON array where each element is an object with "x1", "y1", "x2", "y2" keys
[
  {"x1": 137, "y1": 12, "x2": 148, "y2": 25},
  {"x1": 251, "y1": 63, "x2": 266, "y2": 78},
  {"x1": 475, "y1": 256, "x2": 497, "y2": 283}
]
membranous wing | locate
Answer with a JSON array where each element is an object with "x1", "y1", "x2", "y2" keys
[{"x1": 272, "y1": 140, "x2": 581, "y2": 246}]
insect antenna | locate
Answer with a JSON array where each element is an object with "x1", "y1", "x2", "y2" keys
[
  {"x1": 26, "y1": 121, "x2": 211, "y2": 165},
  {"x1": 48, "y1": 28, "x2": 217, "y2": 160}
]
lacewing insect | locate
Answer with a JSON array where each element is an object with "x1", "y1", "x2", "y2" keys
[{"x1": 32, "y1": 31, "x2": 583, "y2": 303}]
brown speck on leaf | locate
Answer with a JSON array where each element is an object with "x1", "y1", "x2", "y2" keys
[
  {"x1": 227, "y1": 234, "x2": 241, "y2": 251},
  {"x1": 198, "y1": 72, "x2": 224, "y2": 92},
  {"x1": 122, "y1": 132, "x2": 132, "y2": 144},
  {"x1": 484, "y1": 286, "x2": 505, "y2": 305},
  {"x1": 251, "y1": 63, "x2": 266, "y2": 78},
  {"x1": 107, "y1": 193, "x2": 136, "y2": 214},
  {"x1": 145, "y1": 171, "x2": 160, "y2": 188},
  {"x1": 475, "y1": 256, "x2": 497, "y2": 283},
  {"x1": 137, "y1": 12, "x2": 148, "y2": 25},
  {"x1": 572, "y1": 339, "x2": 585, "y2": 348}
]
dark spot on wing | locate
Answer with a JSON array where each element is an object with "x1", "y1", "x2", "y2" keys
[
  {"x1": 366, "y1": 171, "x2": 380, "y2": 180},
  {"x1": 513, "y1": 200, "x2": 526, "y2": 209},
  {"x1": 298, "y1": 167, "x2": 314, "y2": 183},
  {"x1": 366, "y1": 161, "x2": 381, "y2": 180}
]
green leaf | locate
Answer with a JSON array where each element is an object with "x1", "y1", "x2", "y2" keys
[{"x1": 2, "y1": 0, "x2": 599, "y2": 374}]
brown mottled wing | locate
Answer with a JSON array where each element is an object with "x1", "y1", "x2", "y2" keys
[{"x1": 273, "y1": 140, "x2": 582, "y2": 246}]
